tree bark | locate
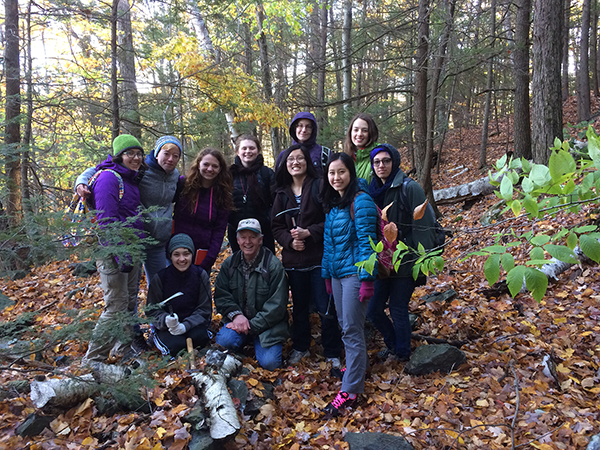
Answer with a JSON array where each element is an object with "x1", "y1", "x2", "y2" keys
[
  {"x1": 256, "y1": 4, "x2": 281, "y2": 158},
  {"x1": 591, "y1": 0, "x2": 599, "y2": 96},
  {"x1": 578, "y1": 0, "x2": 592, "y2": 122},
  {"x1": 191, "y1": 350, "x2": 242, "y2": 440},
  {"x1": 117, "y1": 0, "x2": 141, "y2": 139},
  {"x1": 189, "y1": 3, "x2": 240, "y2": 148},
  {"x1": 414, "y1": 0, "x2": 439, "y2": 216},
  {"x1": 428, "y1": 0, "x2": 456, "y2": 171},
  {"x1": 21, "y1": 0, "x2": 33, "y2": 213},
  {"x1": 342, "y1": 0, "x2": 352, "y2": 114},
  {"x1": 4, "y1": 0, "x2": 22, "y2": 221},
  {"x1": 562, "y1": 0, "x2": 571, "y2": 101},
  {"x1": 316, "y1": 0, "x2": 328, "y2": 129},
  {"x1": 531, "y1": 0, "x2": 563, "y2": 165},
  {"x1": 479, "y1": 0, "x2": 496, "y2": 169},
  {"x1": 111, "y1": 0, "x2": 120, "y2": 140},
  {"x1": 513, "y1": 0, "x2": 532, "y2": 160}
]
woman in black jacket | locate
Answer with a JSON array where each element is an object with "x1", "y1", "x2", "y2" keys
[
  {"x1": 228, "y1": 135, "x2": 276, "y2": 253},
  {"x1": 271, "y1": 145, "x2": 342, "y2": 367}
]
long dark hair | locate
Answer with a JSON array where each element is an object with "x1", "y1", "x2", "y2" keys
[
  {"x1": 181, "y1": 148, "x2": 234, "y2": 211},
  {"x1": 343, "y1": 113, "x2": 379, "y2": 156},
  {"x1": 320, "y1": 152, "x2": 357, "y2": 212},
  {"x1": 274, "y1": 144, "x2": 318, "y2": 188}
]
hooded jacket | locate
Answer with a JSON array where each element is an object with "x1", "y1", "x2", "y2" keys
[
  {"x1": 276, "y1": 112, "x2": 330, "y2": 176},
  {"x1": 354, "y1": 142, "x2": 380, "y2": 183},
  {"x1": 91, "y1": 155, "x2": 143, "y2": 234},
  {"x1": 321, "y1": 189, "x2": 378, "y2": 281},
  {"x1": 369, "y1": 145, "x2": 437, "y2": 278}
]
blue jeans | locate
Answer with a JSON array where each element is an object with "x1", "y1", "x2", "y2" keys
[
  {"x1": 143, "y1": 245, "x2": 169, "y2": 287},
  {"x1": 287, "y1": 268, "x2": 341, "y2": 358},
  {"x1": 215, "y1": 326, "x2": 282, "y2": 371},
  {"x1": 367, "y1": 277, "x2": 415, "y2": 359}
]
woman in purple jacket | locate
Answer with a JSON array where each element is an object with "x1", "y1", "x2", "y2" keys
[
  {"x1": 82, "y1": 134, "x2": 145, "y2": 366},
  {"x1": 172, "y1": 148, "x2": 234, "y2": 274},
  {"x1": 271, "y1": 145, "x2": 342, "y2": 367}
]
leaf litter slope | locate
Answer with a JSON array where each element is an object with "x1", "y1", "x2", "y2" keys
[{"x1": 1, "y1": 104, "x2": 600, "y2": 449}]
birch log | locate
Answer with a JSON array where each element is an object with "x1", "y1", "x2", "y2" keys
[
  {"x1": 191, "y1": 349, "x2": 242, "y2": 441},
  {"x1": 30, "y1": 363, "x2": 129, "y2": 409}
]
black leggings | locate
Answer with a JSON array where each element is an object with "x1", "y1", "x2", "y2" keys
[{"x1": 152, "y1": 326, "x2": 209, "y2": 356}]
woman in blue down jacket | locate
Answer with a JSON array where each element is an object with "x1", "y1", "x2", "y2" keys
[{"x1": 321, "y1": 152, "x2": 378, "y2": 417}]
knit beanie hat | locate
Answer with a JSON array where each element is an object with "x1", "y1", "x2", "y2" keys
[
  {"x1": 168, "y1": 233, "x2": 195, "y2": 257},
  {"x1": 113, "y1": 134, "x2": 143, "y2": 156},
  {"x1": 370, "y1": 143, "x2": 401, "y2": 168},
  {"x1": 154, "y1": 136, "x2": 183, "y2": 158}
]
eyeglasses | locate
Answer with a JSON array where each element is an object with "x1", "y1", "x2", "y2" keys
[
  {"x1": 123, "y1": 151, "x2": 144, "y2": 159},
  {"x1": 373, "y1": 158, "x2": 392, "y2": 167},
  {"x1": 287, "y1": 157, "x2": 306, "y2": 163}
]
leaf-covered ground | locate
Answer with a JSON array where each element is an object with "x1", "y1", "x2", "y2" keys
[{"x1": 1, "y1": 102, "x2": 600, "y2": 449}]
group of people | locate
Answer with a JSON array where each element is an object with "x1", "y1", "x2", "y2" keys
[{"x1": 75, "y1": 112, "x2": 439, "y2": 417}]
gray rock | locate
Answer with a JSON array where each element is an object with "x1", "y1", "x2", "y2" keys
[
  {"x1": 228, "y1": 379, "x2": 248, "y2": 407},
  {"x1": 7, "y1": 379, "x2": 30, "y2": 395},
  {"x1": 481, "y1": 201, "x2": 506, "y2": 226},
  {"x1": 185, "y1": 401, "x2": 208, "y2": 431},
  {"x1": 409, "y1": 314, "x2": 419, "y2": 329},
  {"x1": 345, "y1": 432, "x2": 415, "y2": 450},
  {"x1": 188, "y1": 430, "x2": 215, "y2": 450},
  {"x1": 0, "y1": 293, "x2": 14, "y2": 311},
  {"x1": 71, "y1": 262, "x2": 96, "y2": 278},
  {"x1": 16, "y1": 413, "x2": 54, "y2": 437},
  {"x1": 245, "y1": 397, "x2": 266, "y2": 418},
  {"x1": 422, "y1": 289, "x2": 458, "y2": 304},
  {"x1": 10, "y1": 270, "x2": 30, "y2": 281},
  {"x1": 405, "y1": 344, "x2": 466, "y2": 375}
]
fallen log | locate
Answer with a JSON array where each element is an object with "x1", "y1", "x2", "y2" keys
[
  {"x1": 191, "y1": 349, "x2": 242, "y2": 441},
  {"x1": 30, "y1": 363, "x2": 129, "y2": 409},
  {"x1": 433, "y1": 174, "x2": 497, "y2": 206}
]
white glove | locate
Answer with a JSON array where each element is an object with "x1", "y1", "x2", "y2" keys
[
  {"x1": 169, "y1": 323, "x2": 186, "y2": 336},
  {"x1": 165, "y1": 313, "x2": 179, "y2": 328}
]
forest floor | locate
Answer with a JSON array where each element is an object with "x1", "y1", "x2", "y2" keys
[{"x1": 2, "y1": 98, "x2": 600, "y2": 449}]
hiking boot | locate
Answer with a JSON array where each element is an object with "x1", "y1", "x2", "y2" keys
[
  {"x1": 288, "y1": 349, "x2": 310, "y2": 365},
  {"x1": 130, "y1": 334, "x2": 151, "y2": 355},
  {"x1": 377, "y1": 348, "x2": 395, "y2": 359},
  {"x1": 326, "y1": 357, "x2": 341, "y2": 369},
  {"x1": 330, "y1": 366, "x2": 346, "y2": 379},
  {"x1": 324, "y1": 391, "x2": 357, "y2": 417}
]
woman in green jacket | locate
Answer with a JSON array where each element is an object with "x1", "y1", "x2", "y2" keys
[{"x1": 343, "y1": 113, "x2": 380, "y2": 183}]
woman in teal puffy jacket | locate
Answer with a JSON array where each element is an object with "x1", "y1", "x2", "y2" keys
[{"x1": 320, "y1": 152, "x2": 378, "y2": 417}]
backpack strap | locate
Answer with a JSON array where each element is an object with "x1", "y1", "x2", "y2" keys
[
  {"x1": 89, "y1": 169, "x2": 124, "y2": 201},
  {"x1": 321, "y1": 146, "x2": 331, "y2": 168}
]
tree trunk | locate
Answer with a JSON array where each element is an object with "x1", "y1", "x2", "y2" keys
[
  {"x1": 331, "y1": 6, "x2": 344, "y2": 121},
  {"x1": 21, "y1": 0, "x2": 33, "y2": 213},
  {"x1": 111, "y1": 0, "x2": 120, "y2": 140},
  {"x1": 256, "y1": 4, "x2": 281, "y2": 158},
  {"x1": 117, "y1": 0, "x2": 141, "y2": 139},
  {"x1": 578, "y1": 0, "x2": 592, "y2": 121},
  {"x1": 414, "y1": 0, "x2": 439, "y2": 216},
  {"x1": 532, "y1": 0, "x2": 563, "y2": 165},
  {"x1": 189, "y1": 3, "x2": 240, "y2": 148},
  {"x1": 479, "y1": 0, "x2": 496, "y2": 169},
  {"x1": 342, "y1": 0, "x2": 352, "y2": 114},
  {"x1": 428, "y1": 0, "x2": 456, "y2": 171},
  {"x1": 513, "y1": 0, "x2": 532, "y2": 160},
  {"x1": 591, "y1": 0, "x2": 599, "y2": 96},
  {"x1": 4, "y1": 0, "x2": 22, "y2": 221},
  {"x1": 562, "y1": 0, "x2": 571, "y2": 101},
  {"x1": 316, "y1": 0, "x2": 328, "y2": 130}
]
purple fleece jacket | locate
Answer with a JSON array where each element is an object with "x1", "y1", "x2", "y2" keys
[
  {"x1": 172, "y1": 182, "x2": 229, "y2": 272},
  {"x1": 91, "y1": 155, "x2": 143, "y2": 234}
]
